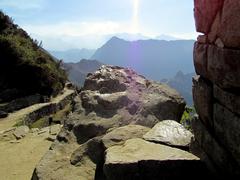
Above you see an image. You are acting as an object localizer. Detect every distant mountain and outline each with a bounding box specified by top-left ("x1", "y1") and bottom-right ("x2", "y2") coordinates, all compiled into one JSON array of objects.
[
  {"x1": 92, "y1": 37, "x2": 195, "y2": 80},
  {"x1": 50, "y1": 49, "x2": 96, "y2": 62},
  {"x1": 109, "y1": 33, "x2": 150, "y2": 41},
  {"x1": 156, "y1": 34, "x2": 181, "y2": 41},
  {"x1": 63, "y1": 59, "x2": 103, "y2": 87},
  {"x1": 161, "y1": 71, "x2": 195, "y2": 106}
]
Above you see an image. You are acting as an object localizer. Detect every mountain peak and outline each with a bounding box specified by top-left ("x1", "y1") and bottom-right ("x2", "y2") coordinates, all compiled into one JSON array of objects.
[{"x1": 109, "y1": 36, "x2": 124, "y2": 42}]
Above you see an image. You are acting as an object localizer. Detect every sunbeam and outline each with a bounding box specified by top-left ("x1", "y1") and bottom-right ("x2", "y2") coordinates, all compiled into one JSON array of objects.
[{"x1": 132, "y1": 0, "x2": 139, "y2": 33}]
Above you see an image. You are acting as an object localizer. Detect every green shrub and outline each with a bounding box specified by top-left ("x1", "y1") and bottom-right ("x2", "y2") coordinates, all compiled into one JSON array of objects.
[{"x1": 180, "y1": 106, "x2": 196, "y2": 130}]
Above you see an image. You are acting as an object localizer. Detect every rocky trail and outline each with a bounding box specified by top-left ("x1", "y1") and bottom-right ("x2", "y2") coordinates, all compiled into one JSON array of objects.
[
  {"x1": 0, "y1": 88, "x2": 75, "y2": 180},
  {"x1": 0, "y1": 88, "x2": 74, "y2": 131}
]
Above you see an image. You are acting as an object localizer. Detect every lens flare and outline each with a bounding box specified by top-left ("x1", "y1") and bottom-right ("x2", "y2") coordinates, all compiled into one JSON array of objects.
[{"x1": 132, "y1": 0, "x2": 139, "y2": 33}]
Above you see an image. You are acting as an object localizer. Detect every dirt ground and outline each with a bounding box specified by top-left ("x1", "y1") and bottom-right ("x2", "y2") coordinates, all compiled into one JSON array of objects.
[
  {"x1": 0, "y1": 89, "x2": 74, "y2": 180},
  {"x1": 0, "y1": 132, "x2": 52, "y2": 180}
]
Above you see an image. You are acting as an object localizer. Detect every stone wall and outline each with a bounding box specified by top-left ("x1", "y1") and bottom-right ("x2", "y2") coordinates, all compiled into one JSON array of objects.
[{"x1": 192, "y1": 0, "x2": 240, "y2": 177}]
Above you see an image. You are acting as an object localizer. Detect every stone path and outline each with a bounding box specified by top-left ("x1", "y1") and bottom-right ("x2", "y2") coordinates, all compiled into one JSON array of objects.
[{"x1": 0, "y1": 88, "x2": 74, "y2": 131}]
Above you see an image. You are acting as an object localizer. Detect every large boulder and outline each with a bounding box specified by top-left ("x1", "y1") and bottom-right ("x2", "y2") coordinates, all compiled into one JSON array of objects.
[
  {"x1": 33, "y1": 66, "x2": 186, "y2": 180},
  {"x1": 143, "y1": 120, "x2": 193, "y2": 148},
  {"x1": 104, "y1": 138, "x2": 205, "y2": 180}
]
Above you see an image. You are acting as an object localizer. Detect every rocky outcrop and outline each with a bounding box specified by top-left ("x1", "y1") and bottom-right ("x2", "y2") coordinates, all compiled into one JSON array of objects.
[
  {"x1": 32, "y1": 66, "x2": 190, "y2": 179},
  {"x1": 193, "y1": 0, "x2": 240, "y2": 177}
]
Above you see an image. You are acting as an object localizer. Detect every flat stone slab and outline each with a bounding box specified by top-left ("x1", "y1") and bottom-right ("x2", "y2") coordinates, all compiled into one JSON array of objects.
[
  {"x1": 143, "y1": 120, "x2": 193, "y2": 148},
  {"x1": 102, "y1": 125, "x2": 150, "y2": 149},
  {"x1": 104, "y1": 138, "x2": 203, "y2": 180}
]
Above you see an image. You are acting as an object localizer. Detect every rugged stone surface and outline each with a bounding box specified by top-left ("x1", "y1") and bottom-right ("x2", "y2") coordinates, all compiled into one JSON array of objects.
[
  {"x1": 194, "y1": 42, "x2": 208, "y2": 77},
  {"x1": 194, "y1": 43, "x2": 240, "y2": 90},
  {"x1": 207, "y1": 45, "x2": 240, "y2": 90},
  {"x1": 192, "y1": 75, "x2": 213, "y2": 129},
  {"x1": 214, "y1": 85, "x2": 240, "y2": 115},
  {"x1": 219, "y1": 0, "x2": 240, "y2": 48},
  {"x1": 33, "y1": 66, "x2": 186, "y2": 180},
  {"x1": 208, "y1": 12, "x2": 221, "y2": 44},
  {"x1": 13, "y1": 126, "x2": 29, "y2": 140},
  {"x1": 194, "y1": 0, "x2": 224, "y2": 33},
  {"x1": 192, "y1": 116, "x2": 240, "y2": 176},
  {"x1": 193, "y1": 0, "x2": 240, "y2": 177},
  {"x1": 143, "y1": 120, "x2": 193, "y2": 148},
  {"x1": 102, "y1": 125, "x2": 150, "y2": 149},
  {"x1": 214, "y1": 103, "x2": 240, "y2": 165},
  {"x1": 104, "y1": 138, "x2": 203, "y2": 180}
]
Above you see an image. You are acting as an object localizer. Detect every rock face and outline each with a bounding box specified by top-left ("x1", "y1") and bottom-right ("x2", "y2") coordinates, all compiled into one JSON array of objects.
[
  {"x1": 193, "y1": 0, "x2": 240, "y2": 177},
  {"x1": 143, "y1": 120, "x2": 193, "y2": 148},
  {"x1": 32, "y1": 66, "x2": 188, "y2": 180},
  {"x1": 104, "y1": 138, "x2": 204, "y2": 180}
]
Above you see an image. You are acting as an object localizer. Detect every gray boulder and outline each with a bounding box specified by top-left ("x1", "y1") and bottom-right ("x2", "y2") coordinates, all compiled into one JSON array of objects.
[{"x1": 143, "y1": 120, "x2": 193, "y2": 148}]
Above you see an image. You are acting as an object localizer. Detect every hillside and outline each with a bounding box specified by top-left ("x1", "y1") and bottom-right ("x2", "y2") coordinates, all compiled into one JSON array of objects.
[
  {"x1": 0, "y1": 11, "x2": 67, "y2": 102},
  {"x1": 92, "y1": 37, "x2": 194, "y2": 80},
  {"x1": 63, "y1": 59, "x2": 103, "y2": 87}
]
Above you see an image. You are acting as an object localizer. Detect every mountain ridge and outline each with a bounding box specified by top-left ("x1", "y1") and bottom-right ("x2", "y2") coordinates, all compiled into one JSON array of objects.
[{"x1": 92, "y1": 37, "x2": 195, "y2": 80}]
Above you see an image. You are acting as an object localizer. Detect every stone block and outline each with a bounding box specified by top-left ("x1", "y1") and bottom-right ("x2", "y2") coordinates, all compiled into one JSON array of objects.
[
  {"x1": 192, "y1": 115, "x2": 240, "y2": 175},
  {"x1": 194, "y1": 0, "x2": 224, "y2": 33},
  {"x1": 219, "y1": 0, "x2": 240, "y2": 48},
  {"x1": 214, "y1": 85, "x2": 240, "y2": 116},
  {"x1": 214, "y1": 103, "x2": 240, "y2": 165},
  {"x1": 192, "y1": 75, "x2": 213, "y2": 129},
  {"x1": 193, "y1": 42, "x2": 208, "y2": 77},
  {"x1": 207, "y1": 45, "x2": 240, "y2": 89}
]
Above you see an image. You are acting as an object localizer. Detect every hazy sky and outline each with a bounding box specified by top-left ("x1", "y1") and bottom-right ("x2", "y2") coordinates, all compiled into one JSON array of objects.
[{"x1": 0, "y1": 0, "x2": 197, "y2": 50}]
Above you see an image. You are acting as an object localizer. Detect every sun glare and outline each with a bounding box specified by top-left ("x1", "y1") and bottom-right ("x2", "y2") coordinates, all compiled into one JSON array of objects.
[{"x1": 132, "y1": 0, "x2": 139, "y2": 33}]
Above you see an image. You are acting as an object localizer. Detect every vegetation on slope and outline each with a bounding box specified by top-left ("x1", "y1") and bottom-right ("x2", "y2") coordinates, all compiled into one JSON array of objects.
[
  {"x1": 181, "y1": 106, "x2": 196, "y2": 130},
  {"x1": 0, "y1": 11, "x2": 67, "y2": 102}
]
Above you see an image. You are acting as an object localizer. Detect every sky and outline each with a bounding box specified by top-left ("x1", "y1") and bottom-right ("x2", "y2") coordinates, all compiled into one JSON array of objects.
[{"x1": 0, "y1": 0, "x2": 197, "y2": 50}]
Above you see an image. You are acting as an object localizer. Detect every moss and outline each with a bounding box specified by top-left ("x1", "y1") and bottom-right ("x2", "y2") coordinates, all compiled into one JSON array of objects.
[
  {"x1": 52, "y1": 103, "x2": 71, "y2": 120},
  {"x1": 30, "y1": 117, "x2": 48, "y2": 129}
]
